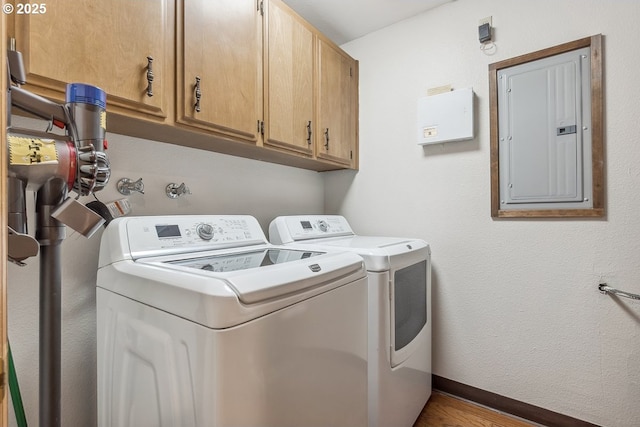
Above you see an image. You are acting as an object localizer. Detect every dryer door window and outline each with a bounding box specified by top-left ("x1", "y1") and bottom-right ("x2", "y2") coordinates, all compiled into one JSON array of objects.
[{"x1": 391, "y1": 260, "x2": 427, "y2": 367}]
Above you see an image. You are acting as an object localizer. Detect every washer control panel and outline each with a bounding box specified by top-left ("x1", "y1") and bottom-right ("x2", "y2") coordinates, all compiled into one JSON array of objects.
[
  {"x1": 269, "y1": 215, "x2": 354, "y2": 243},
  {"x1": 122, "y1": 215, "x2": 268, "y2": 258}
]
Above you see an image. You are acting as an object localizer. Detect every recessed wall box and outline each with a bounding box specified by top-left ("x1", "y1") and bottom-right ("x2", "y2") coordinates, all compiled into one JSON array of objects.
[{"x1": 417, "y1": 87, "x2": 474, "y2": 145}]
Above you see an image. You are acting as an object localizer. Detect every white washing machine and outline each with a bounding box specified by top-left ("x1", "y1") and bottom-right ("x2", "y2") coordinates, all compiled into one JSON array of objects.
[
  {"x1": 96, "y1": 215, "x2": 368, "y2": 427},
  {"x1": 269, "y1": 215, "x2": 432, "y2": 427}
]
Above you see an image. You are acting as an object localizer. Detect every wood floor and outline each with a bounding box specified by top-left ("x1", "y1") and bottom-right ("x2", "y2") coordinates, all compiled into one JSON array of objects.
[{"x1": 413, "y1": 392, "x2": 538, "y2": 427}]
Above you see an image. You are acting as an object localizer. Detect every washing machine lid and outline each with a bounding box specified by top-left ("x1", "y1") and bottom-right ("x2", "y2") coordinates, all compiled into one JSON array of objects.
[
  {"x1": 141, "y1": 246, "x2": 360, "y2": 303},
  {"x1": 99, "y1": 247, "x2": 366, "y2": 328},
  {"x1": 166, "y1": 247, "x2": 323, "y2": 272},
  {"x1": 97, "y1": 215, "x2": 368, "y2": 328}
]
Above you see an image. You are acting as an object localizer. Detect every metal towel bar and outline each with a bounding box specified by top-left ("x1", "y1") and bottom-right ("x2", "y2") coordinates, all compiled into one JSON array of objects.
[{"x1": 598, "y1": 283, "x2": 640, "y2": 301}]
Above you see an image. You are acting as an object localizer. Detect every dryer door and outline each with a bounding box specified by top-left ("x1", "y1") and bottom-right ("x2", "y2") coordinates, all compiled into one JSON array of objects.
[{"x1": 390, "y1": 258, "x2": 428, "y2": 367}]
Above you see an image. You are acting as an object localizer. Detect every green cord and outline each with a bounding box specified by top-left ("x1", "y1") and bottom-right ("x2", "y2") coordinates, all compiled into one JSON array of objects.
[{"x1": 8, "y1": 341, "x2": 28, "y2": 427}]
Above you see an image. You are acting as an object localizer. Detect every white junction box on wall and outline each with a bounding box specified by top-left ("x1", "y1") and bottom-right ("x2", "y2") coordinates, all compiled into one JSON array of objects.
[{"x1": 417, "y1": 87, "x2": 474, "y2": 145}]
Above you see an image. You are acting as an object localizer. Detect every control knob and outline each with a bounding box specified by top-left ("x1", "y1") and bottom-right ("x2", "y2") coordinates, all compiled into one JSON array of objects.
[
  {"x1": 196, "y1": 223, "x2": 215, "y2": 240},
  {"x1": 317, "y1": 220, "x2": 329, "y2": 232}
]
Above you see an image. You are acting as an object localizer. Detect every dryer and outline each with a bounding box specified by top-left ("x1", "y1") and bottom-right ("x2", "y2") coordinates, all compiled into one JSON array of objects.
[
  {"x1": 269, "y1": 215, "x2": 432, "y2": 427},
  {"x1": 96, "y1": 215, "x2": 368, "y2": 427}
]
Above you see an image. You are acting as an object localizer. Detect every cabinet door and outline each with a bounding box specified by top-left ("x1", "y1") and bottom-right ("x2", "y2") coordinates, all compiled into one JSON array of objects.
[
  {"x1": 317, "y1": 39, "x2": 357, "y2": 167},
  {"x1": 264, "y1": 0, "x2": 314, "y2": 156},
  {"x1": 179, "y1": 0, "x2": 262, "y2": 144},
  {"x1": 11, "y1": 0, "x2": 174, "y2": 121}
]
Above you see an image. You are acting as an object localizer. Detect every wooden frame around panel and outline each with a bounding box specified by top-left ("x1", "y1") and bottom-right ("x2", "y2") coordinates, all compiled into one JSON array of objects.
[{"x1": 489, "y1": 34, "x2": 604, "y2": 218}]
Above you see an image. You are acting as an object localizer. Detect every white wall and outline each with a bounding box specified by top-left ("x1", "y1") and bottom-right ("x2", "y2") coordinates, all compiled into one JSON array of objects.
[
  {"x1": 326, "y1": 0, "x2": 640, "y2": 426},
  {"x1": 7, "y1": 117, "x2": 324, "y2": 426}
]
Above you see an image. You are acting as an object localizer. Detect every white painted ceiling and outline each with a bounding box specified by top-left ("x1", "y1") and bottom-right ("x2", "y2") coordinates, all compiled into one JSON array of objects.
[{"x1": 282, "y1": 0, "x2": 452, "y2": 45}]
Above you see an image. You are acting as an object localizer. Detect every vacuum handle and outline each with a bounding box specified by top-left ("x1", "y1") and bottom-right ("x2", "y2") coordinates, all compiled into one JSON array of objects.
[{"x1": 10, "y1": 86, "x2": 68, "y2": 128}]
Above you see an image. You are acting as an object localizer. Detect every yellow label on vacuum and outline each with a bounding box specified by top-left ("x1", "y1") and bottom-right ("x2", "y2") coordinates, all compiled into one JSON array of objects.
[
  {"x1": 101, "y1": 110, "x2": 107, "y2": 130},
  {"x1": 8, "y1": 136, "x2": 59, "y2": 165}
]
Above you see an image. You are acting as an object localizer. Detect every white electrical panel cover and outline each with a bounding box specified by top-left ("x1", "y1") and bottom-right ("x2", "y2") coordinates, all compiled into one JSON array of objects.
[
  {"x1": 497, "y1": 47, "x2": 592, "y2": 210},
  {"x1": 417, "y1": 87, "x2": 474, "y2": 145}
]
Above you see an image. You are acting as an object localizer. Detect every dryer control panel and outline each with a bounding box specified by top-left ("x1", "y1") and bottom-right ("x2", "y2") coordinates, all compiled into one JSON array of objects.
[{"x1": 269, "y1": 215, "x2": 354, "y2": 244}]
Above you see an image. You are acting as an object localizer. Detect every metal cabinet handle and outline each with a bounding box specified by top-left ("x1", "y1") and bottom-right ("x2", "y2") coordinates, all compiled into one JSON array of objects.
[
  {"x1": 306, "y1": 121, "x2": 312, "y2": 145},
  {"x1": 324, "y1": 128, "x2": 330, "y2": 149},
  {"x1": 146, "y1": 56, "x2": 154, "y2": 97},
  {"x1": 194, "y1": 76, "x2": 202, "y2": 112}
]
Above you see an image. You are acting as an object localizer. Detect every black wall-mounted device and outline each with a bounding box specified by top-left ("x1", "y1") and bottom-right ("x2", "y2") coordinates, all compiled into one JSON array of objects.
[{"x1": 479, "y1": 22, "x2": 492, "y2": 43}]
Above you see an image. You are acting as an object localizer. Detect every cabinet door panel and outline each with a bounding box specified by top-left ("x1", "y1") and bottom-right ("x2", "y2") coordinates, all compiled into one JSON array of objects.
[
  {"x1": 180, "y1": 0, "x2": 262, "y2": 143},
  {"x1": 13, "y1": 0, "x2": 173, "y2": 120},
  {"x1": 317, "y1": 39, "x2": 355, "y2": 166},
  {"x1": 264, "y1": 0, "x2": 314, "y2": 155}
]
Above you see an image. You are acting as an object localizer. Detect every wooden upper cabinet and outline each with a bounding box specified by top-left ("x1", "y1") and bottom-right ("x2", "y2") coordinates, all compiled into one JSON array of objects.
[
  {"x1": 11, "y1": 0, "x2": 174, "y2": 121},
  {"x1": 263, "y1": 0, "x2": 314, "y2": 156},
  {"x1": 178, "y1": 0, "x2": 262, "y2": 144},
  {"x1": 9, "y1": 0, "x2": 358, "y2": 171},
  {"x1": 317, "y1": 38, "x2": 357, "y2": 168}
]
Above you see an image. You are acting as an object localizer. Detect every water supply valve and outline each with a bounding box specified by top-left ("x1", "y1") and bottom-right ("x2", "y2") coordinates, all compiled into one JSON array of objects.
[
  {"x1": 166, "y1": 182, "x2": 191, "y2": 199},
  {"x1": 117, "y1": 177, "x2": 145, "y2": 195}
]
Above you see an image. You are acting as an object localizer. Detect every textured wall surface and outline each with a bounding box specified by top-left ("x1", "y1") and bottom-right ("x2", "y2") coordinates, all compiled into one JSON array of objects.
[
  {"x1": 7, "y1": 117, "x2": 324, "y2": 427},
  {"x1": 327, "y1": 1, "x2": 640, "y2": 426}
]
